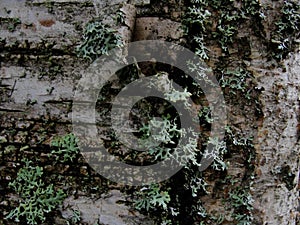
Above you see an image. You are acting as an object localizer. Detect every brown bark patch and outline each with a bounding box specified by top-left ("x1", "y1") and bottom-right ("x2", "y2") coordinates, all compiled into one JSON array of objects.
[{"x1": 39, "y1": 19, "x2": 55, "y2": 27}]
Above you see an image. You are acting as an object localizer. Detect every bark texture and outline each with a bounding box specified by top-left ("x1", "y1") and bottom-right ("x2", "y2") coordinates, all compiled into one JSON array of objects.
[{"x1": 0, "y1": 0, "x2": 299, "y2": 224}]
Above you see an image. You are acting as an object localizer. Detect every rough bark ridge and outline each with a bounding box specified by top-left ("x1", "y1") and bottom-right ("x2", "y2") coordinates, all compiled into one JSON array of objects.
[{"x1": 252, "y1": 53, "x2": 300, "y2": 224}]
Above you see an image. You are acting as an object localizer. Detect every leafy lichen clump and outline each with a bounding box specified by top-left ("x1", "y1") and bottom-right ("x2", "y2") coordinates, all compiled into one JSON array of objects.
[
  {"x1": 50, "y1": 133, "x2": 80, "y2": 163},
  {"x1": 271, "y1": 0, "x2": 300, "y2": 60},
  {"x1": 5, "y1": 160, "x2": 66, "y2": 225},
  {"x1": 76, "y1": 21, "x2": 123, "y2": 61}
]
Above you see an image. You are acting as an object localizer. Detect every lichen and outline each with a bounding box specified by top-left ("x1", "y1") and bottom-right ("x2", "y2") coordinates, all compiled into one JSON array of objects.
[
  {"x1": 76, "y1": 21, "x2": 123, "y2": 61},
  {"x1": 271, "y1": 0, "x2": 300, "y2": 60}
]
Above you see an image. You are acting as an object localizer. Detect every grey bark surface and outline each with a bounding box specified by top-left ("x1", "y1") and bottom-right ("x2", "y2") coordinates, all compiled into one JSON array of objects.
[{"x1": 0, "y1": 0, "x2": 299, "y2": 224}]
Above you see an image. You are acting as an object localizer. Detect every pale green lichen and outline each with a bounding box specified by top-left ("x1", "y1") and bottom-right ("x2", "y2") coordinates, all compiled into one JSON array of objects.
[
  {"x1": 77, "y1": 21, "x2": 123, "y2": 61},
  {"x1": 5, "y1": 160, "x2": 66, "y2": 225}
]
